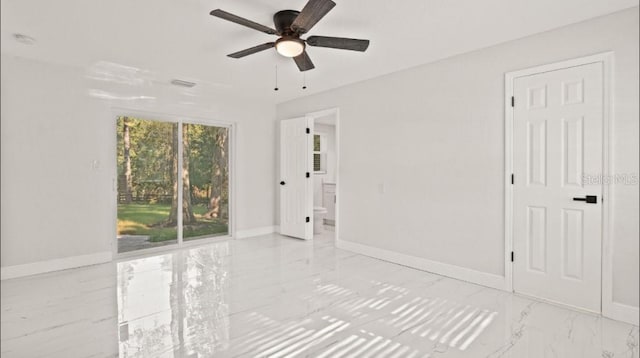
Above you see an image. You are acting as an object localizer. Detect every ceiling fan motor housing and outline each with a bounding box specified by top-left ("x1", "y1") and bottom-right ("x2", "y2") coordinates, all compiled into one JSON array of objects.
[{"x1": 273, "y1": 10, "x2": 301, "y2": 36}]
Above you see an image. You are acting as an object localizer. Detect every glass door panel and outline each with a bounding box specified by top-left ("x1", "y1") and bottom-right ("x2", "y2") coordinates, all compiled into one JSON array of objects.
[
  {"x1": 117, "y1": 116, "x2": 178, "y2": 253},
  {"x1": 182, "y1": 123, "x2": 230, "y2": 241}
]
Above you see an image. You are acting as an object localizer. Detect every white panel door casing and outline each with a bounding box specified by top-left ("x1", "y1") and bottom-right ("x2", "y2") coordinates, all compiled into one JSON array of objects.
[
  {"x1": 280, "y1": 117, "x2": 314, "y2": 240},
  {"x1": 513, "y1": 62, "x2": 603, "y2": 312}
]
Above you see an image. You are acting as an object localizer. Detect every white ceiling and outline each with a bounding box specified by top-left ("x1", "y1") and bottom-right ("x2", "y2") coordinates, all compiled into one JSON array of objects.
[{"x1": 1, "y1": 0, "x2": 637, "y2": 104}]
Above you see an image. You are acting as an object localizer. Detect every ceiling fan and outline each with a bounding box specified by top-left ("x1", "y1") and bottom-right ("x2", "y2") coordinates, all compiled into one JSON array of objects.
[{"x1": 210, "y1": 0, "x2": 370, "y2": 71}]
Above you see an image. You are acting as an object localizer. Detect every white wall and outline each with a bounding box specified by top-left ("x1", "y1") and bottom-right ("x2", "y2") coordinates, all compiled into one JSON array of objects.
[
  {"x1": 277, "y1": 8, "x2": 639, "y2": 310},
  {"x1": 313, "y1": 123, "x2": 336, "y2": 207},
  {"x1": 1, "y1": 55, "x2": 276, "y2": 270}
]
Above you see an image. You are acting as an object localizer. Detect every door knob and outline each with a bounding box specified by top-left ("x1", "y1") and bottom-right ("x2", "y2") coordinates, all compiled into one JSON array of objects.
[
  {"x1": 573, "y1": 195, "x2": 597, "y2": 204},
  {"x1": 280, "y1": 181, "x2": 286, "y2": 186}
]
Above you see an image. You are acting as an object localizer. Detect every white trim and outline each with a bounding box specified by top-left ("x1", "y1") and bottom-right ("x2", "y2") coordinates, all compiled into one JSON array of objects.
[
  {"x1": 515, "y1": 292, "x2": 601, "y2": 316},
  {"x1": 235, "y1": 226, "x2": 278, "y2": 239},
  {"x1": 228, "y1": 122, "x2": 237, "y2": 239},
  {"x1": 504, "y1": 52, "x2": 620, "y2": 319},
  {"x1": 110, "y1": 106, "x2": 236, "y2": 129},
  {"x1": 604, "y1": 301, "x2": 640, "y2": 326},
  {"x1": 599, "y1": 53, "x2": 619, "y2": 325},
  {"x1": 336, "y1": 239, "x2": 507, "y2": 291},
  {"x1": 335, "y1": 110, "x2": 340, "y2": 243},
  {"x1": 177, "y1": 121, "x2": 184, "y2": 245},
  {"x1": 504, "y1": 69, "x2": 514, "y2": 293},
  {"x1": 1, "y1": 251, "x2": 113, "y2": 280},
  {"x1": 116, "y1": 234, "x2": 232, "y2": 260},
  {"x1": 503, "y1": 52, "x2": 613, "y2": 79}
]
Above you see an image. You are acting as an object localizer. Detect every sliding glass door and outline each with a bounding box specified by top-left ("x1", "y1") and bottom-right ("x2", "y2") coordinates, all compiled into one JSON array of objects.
[
  {"x1": 116, "y1": 116, "x2": 230, "y2": 254},
  {"x1": 182, "y1": 123, "x2": 229, "y2": 241}
]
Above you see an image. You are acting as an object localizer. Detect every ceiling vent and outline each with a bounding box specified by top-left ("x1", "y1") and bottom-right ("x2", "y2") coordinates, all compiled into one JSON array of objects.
[
  {"x1": 170, "y1": 79, "x2": 196, "y2": 88},
  {"x1": 14, "y1": 33, "x2": 36, "y2": 45}
]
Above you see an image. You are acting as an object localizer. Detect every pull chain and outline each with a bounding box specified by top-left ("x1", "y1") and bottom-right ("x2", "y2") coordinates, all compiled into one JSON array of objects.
[
  {"x1": 274, "y1": 65, "x2": 279, "y2": 91},
  {"x1": 302, "y1": 72, "x2": 307, "y2": 90}
]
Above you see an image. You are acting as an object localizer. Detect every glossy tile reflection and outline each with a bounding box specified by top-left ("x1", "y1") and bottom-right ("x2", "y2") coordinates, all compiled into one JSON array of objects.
[
  {"x1": 117, "y1": 243, "x2": 230, "y2": 357},
  {"x1": 1, "y1": 262, "x2": 118, "y2": 357},
  {"x1": 2, "y1": 233, "x2": 638, "y2": 357}
]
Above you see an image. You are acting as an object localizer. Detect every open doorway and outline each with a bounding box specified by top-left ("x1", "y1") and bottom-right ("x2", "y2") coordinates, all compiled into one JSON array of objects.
[
  {"x1": 310, "y1": 109, "x2": 339, "y2": 242},
  {"x1": 279, "y1": 108, "x2": 339, "y2": 242}
]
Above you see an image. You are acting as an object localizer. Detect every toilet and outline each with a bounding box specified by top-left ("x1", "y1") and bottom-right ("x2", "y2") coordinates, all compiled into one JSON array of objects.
[{"x1": 313, "y1": 207, "x2": 328, "y2": 234}]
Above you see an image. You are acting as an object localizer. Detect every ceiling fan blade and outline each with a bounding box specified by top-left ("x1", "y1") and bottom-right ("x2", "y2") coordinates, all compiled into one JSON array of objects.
[
  {"x1": 210, "y1": 9, "x2": 277, "y2": 35},
  {"x1": 291, "y1": 0, "x2": 336, "y2": 34},
  {"x1": 293, "y1": 51, "x2": 315, "y2": 71},
  {"x1": 306, "y1": 36, "x2": 370, "y2": 52},
  {"x1": 227, "y1": 42, "x2": 275, "y2": 58}
]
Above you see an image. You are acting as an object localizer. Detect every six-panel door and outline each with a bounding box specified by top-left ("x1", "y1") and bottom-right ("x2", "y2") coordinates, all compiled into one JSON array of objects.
[{"x1": 513, "y1": 62, "x2": 604, "y2": 312}]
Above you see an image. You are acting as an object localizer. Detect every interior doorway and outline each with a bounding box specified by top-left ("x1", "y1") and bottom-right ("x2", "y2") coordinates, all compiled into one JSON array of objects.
[
  {"x1": 505, "y1": 54, "x2": 612, "y2": 313},
  {"x1": 311, "y1": 111, "x2": 338, "y2": 242},
  {"x1": 279, "y1": 108, "x2": 340, "y2": 242}
]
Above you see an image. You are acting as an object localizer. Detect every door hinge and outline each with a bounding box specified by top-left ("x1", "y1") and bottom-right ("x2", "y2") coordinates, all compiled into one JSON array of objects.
[
  {"x1": 511, "y1": 174, "x2": 514, "y2": 185},
  {"x1": 511, "y1": 251, "x2": 515, "y2": 262},
  {"x1": 306, "y1": 127, "x2": 310, "y2": 134},
  {"x1": 306, "y1": 172, "x2": 310, "y2": 178},
  {"x1": 306, "y1": 216, "x2": 310, "y2": 223},
  {"x1": 511, "y1": 96, "x2": 515, "y2": 107}
]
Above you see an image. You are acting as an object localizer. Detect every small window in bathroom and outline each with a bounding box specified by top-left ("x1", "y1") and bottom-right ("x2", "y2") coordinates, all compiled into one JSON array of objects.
[{"x1": 313, "y1": 134, "x2": 327, "y2": 174}]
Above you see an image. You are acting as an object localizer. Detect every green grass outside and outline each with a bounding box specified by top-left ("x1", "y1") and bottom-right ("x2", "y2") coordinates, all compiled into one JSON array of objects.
[{"x1": 118, "y1": 203, "x2": 228, "y2": 242}]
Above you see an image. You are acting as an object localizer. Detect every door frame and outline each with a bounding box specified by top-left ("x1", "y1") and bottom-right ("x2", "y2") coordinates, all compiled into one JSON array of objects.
[
  {"x1": 111, "y1": 107, "x2": 236, "y2": 259},
  {"x1": 504, "y1": 52, "x2": 614, "y2": 314},
  {"x1": 305, "y1": 108, "x2": 341, "y2": 242}
]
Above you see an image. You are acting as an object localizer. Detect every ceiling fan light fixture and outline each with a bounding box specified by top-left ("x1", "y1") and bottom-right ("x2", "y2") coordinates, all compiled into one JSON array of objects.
[{"x1": 275, "y1": 38, "x2": 304, "y2": 58}]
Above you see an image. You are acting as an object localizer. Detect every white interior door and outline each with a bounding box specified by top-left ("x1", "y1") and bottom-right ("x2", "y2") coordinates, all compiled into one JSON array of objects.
[
  {"x1": 280, "y1": 117, "x2": 313, "y2": 240},
  {"x1": 512, "y1": 62, "x2": 603, "y2": 312}
]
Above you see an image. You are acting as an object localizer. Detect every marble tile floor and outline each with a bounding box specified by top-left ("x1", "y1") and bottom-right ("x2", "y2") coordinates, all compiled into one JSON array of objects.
[{"x1": 1, "y1": 233, "x2": 638, "y2": 358}]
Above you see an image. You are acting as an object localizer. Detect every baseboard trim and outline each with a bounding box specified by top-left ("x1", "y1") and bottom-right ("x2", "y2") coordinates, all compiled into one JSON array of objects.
[
  {"x1": 604, "y1": 301, "x2": 640, "y2": 326},
  {"x1": 1, "y1": 251, "x2": 113, "y2": 281},
  {"x1": 336, "y1": 239, "x2": 507, "y2": 291},
  {"x1": 235, "y1": 225, "x2": 278, "y2": 239}
]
